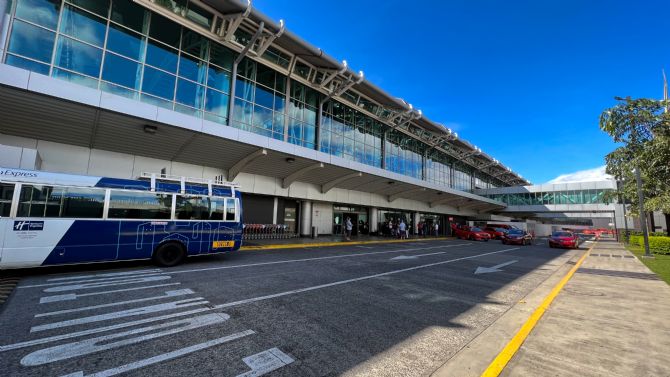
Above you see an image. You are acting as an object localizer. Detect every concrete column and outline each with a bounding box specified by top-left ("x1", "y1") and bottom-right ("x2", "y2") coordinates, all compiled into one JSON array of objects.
[
  {"x1": 413, "y1": 212, "x2": 421, "y2": 235},
  {"x1": 300, "y1": 200, "x2": 312, "y2": 236},
  {"x1": 272, "y1": 197, "x2": 278, "y2": 224},
  {"x1": 370, "y1": 207, "x2": 378, "y2": 234}
]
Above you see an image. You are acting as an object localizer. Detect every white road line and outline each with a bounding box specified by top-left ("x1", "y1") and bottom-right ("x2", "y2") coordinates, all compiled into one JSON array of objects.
[
  {"x1": 390, "y1": 250, "x2": 456, "y2": 261},
  {"x1": 47, "y1": 269, "x2": 162, "y2": 282},
  {"x1": 21, "y1": 273, "x2": 166, "y2": 289},
  {"x1": 40, "y1": 283, "x2": 182, "y2": 304},
  {"x1": 170, "y1": 243, "x2": 472, "y2": 275},
  {"x1": 35, "y1": 290, "x2": 195, "y2": 317},
  {"x1": 58, "y1": 330, "x2": 255, "y2": 377},
  {"x1": 30, "y1": 298, "x2": 207, "y2": 333},
  {"x1": 0, "y1": 307, "x2": 213, "y2": 352},
  {"x1": 213, "y1": 247, "x2": 520, "y2": 310},
  {"x1": 42, "y1": 276, "x2": 171, "y2": 293},
  {"x1": 22, "y1": 313, "x2": 231, "y2": 366},
  {"x1": 236, "y1": 347, "x2": 294, "y2": 377}
]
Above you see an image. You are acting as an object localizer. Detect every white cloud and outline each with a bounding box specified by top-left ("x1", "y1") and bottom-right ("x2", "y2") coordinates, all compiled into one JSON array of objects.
[{"x1": 546, "y1": 165, "x2": 613, "y2": 184}]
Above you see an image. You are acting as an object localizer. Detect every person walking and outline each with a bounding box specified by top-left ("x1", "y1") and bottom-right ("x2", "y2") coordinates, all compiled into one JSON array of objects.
[
  {"x1": 345, "y1": 217, "x2": 353, "y2": 241},
  {"x1": 434, "y1": 222, "x2": 439, "y2": 237},
  {"x1": 418, "y1": 221, "x2": 424, "y2": 238},
  {"x1": 399, "y1": 220, "x2": 407, "y2": 240}
]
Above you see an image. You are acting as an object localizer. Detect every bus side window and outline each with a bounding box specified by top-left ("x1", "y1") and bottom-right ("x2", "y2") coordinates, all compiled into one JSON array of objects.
[
  {"x1": 0, "y1": 183, "x2": 15, "y2": 217},
  {"x1": 210, "y1": 198, "x2": 225, "y2": 220},
  {"x1": 18, "y1": 185, "x2": 105, "y2": 218},
  {"x1": 225, "y1": 198, "x2": 236, "y2": 221}
]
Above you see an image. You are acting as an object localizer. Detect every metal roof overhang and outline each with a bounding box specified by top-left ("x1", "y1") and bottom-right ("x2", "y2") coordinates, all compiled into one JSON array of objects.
[{"x1": 0, "y1": 71, "x2": 505, "y2": 213}]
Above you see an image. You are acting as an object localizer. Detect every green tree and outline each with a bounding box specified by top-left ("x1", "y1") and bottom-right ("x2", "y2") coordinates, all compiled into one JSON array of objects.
[{"x1": 599, "y1": 97, "x2": 670, "y2": 235}]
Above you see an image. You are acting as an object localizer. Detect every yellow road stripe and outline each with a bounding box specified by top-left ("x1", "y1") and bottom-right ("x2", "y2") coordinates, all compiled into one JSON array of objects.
[
  {"x1": 240, "y1": 237, "x2": 452, "y2": 251},
  {"x1": 480, "y1": 240, "x2": 596, "y2": 377}
]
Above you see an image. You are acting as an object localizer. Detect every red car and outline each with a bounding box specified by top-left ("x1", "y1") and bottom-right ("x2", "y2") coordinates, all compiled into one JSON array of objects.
[
  {"x1": 548, "y1": 231, "x2": 580, "y2": 249},
  {"x1": 501, "y1": 229, "x2": 533, "y2": 245},
  {"x1": 483, "y1": 227, "x2": 507, "y2": 240},
  {"x1": 455, "y1": 226, "x2": 491, "y2": 241}
]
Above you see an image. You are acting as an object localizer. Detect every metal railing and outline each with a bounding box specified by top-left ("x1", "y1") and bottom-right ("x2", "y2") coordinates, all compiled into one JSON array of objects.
[{"x1": 242, "y1": 224, "x2": 298, "y2": 240}]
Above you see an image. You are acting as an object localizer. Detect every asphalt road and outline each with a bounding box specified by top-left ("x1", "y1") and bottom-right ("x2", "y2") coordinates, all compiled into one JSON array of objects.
[{"x1": 0, "y1": 238, "x2": 583, "y2": 377}]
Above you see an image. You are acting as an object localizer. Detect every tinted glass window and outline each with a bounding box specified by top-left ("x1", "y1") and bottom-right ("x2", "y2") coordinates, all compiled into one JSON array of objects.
[
  {"x1": 15, "y1": 0, "x2": 61, "y2": 29},
  {"x1": 102, "y1": 53, "x2": 142, "y2": 89},
  {"x1": 5, "y1": 54, "x2": 50, "y2": 75},
  {"x1": 471, "y1": 227, "x2": 482, "y2": 232},
  {"x1": 225, "y1": 198, "x2": 236, "y2": 221},
  {"x1": 8, "y1": 20, "x2": 56, "y2": 63},
  {"x1": 205, "y1": 88, "x2": 228, "y2": 117},
  {"x1": 0, "y1": 184, "x2": 15, "y2": 217},
  {"x1": 18, "y1": 185, "x2": 105, "y2": 218},
  {"x1": 508, "y1": 230, "x2": 524, "y2": 235},
  {"x1": 111, "y1": 0, "x2": 148, "y2": 33},
  {"x1": 146, "y1": 40, "x2": 178, "y2": 71},
  {"x1": 108, "y1": 191, "x2": 172, "y2": 219},
  {"x1": 55, "y1": 36, "x2": 103, "y2": 77},
  {"x1": 60, "y1": 5, "x2": 107, "y2": 47},
  {"x1": 106, "y1": 23, "x2": 145, "y2": 60},
  {"x1": 142, "y1": 66, "x2": 176, "y2": 100},
  {"x1": 149, "y1": 13, "x2": 181, "y2": 48},
  {"x1": 175, "y1": 196, "x2": 209, "y2": 220},
  {"x1": 68, "y1": 0, "x2": 110, "y2": 17}
]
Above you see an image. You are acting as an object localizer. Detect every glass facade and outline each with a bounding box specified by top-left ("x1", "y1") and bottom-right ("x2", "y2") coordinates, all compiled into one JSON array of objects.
[
  {"x1": 484, "y1": 189, "x2": 611, "y2": 205},
  {"x1": 384, "y1": 130, "x2": 423, "y2": 179},
  {"x1": 320, "y1": 100, "x2": 383, "y2": 168},
  {"x1": 232, "y1": 57, "x2": 286, "y2": 139},
  {"x1": 2, "y1": 0, "x2": 512, "y2": 192}
]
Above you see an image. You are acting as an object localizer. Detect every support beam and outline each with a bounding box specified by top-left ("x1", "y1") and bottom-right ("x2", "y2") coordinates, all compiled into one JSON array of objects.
[
  {"x1": 388, "y1": 187, "x2": 426, "y2": 203},
  {"x1": 282, "y1": 163, "x2": 324, "y2": 189},
  {"x1": 227, "y1": 148, "x2": 267, "y2": 181},
  {"x1": 321, "y1": 172, "x2": 362, "y2": 194},
  {"x1": 429, "y1": 195, "x2": 459, "y2": 208}
]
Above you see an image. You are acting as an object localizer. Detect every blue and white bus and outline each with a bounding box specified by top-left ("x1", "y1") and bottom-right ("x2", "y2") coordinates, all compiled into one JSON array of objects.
[{"x1": 0, "y1": 167, "x2": 242, "y2": 269}]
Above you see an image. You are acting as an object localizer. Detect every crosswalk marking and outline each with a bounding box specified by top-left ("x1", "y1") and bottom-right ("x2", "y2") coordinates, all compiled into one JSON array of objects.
[
  {"x1": 30, "y1": 298, "x2": 207, "y2": 333},
  {"x1": 43, "y1": 275, "x2": 171, "y2": 293},
  {"x1": 47, "y1": 270, "x2": 162, "y2": 282},
  {"x1": 39, "y1": 283, "x2": 182, "y2": 304},
  {"x1": 35, "y1": 289, "x2": 195, "y2": 317},
  {"x1": 22, "y1": 313, "x2": 232, "y2": 366}
]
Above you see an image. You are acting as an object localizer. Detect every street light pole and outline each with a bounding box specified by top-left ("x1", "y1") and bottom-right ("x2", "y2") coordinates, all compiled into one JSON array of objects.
[
  {"x1": 617, "y1": 176, "x2": 629, "y2": 243},
  {"x1": 633, "y1": 167, "x2": 652, "y2": 257}
]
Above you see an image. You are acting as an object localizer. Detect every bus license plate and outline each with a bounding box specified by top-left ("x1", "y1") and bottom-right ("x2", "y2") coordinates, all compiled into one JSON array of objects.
[{"x1": 213, "y1": 241, "x2": 235, "y2": 248}]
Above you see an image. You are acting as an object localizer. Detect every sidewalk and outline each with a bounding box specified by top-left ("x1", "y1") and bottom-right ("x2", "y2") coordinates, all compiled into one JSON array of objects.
[
  {"x1": 433, "y1": 237, "x2": 670, "y2": 377},
  {"x1": 241, "y1": 235, "x2": 450, "y2": 249},
  {"x1": 499, "y1": 237, "x2": 670, "y2": 376}
]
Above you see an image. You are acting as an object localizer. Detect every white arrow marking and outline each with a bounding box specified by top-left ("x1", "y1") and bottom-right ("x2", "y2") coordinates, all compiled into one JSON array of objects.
[
  {"x1": 474, "y1": 260, "x2": 518, "y2": 274},
  {"x1": 390, "y1": 251, "x2": 451, "y2": 261},
  {"x1": 236, "y1": 347, "x2": 295, "y2": 377}
]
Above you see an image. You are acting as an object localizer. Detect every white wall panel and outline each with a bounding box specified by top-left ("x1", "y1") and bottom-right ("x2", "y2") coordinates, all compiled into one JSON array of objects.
[
  {"x1": 88, "y1": 149, "x2": 134, "y2": 178},
  {"x1": 37, "y1": 140, "x2": 89, "y2": 174}
]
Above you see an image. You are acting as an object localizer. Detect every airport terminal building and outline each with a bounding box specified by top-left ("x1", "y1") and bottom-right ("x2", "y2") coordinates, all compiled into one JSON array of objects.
[{"x1": 0, "y1": 0, "x2": 531, "y2": 236}]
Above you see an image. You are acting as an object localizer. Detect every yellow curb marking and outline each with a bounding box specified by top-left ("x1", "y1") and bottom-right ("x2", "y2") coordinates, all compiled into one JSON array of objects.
[
  {"x1": 240, "y1": 237, "x2": 452, "y2": 251},
  {"x1": 480, "y1": 241, "x2": 596, "y2": 377}
]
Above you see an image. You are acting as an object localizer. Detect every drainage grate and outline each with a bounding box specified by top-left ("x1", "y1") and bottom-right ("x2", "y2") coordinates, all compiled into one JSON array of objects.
[{"x1": 577, "y1": 268, "x2": 660, "y2": 280}]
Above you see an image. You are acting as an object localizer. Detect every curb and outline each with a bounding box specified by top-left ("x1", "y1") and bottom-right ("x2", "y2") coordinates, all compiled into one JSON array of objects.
[{"x1": 240, "y1": 237, "x2": 453, "y2": 251}]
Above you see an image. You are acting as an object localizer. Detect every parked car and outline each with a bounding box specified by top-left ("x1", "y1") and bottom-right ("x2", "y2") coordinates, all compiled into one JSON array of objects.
[
  {"x1": 548, "y1": 231, "x2": 580, "y2": 249},
  {"x1": 501, "y1": 229, "x2": 533, "y2": 245},
  {"x1": 483, "y1": 227, "x2": 507, "y2": 239},
  {"x1": 455, "y1": 226, "x2": 491, "y2": 241}
]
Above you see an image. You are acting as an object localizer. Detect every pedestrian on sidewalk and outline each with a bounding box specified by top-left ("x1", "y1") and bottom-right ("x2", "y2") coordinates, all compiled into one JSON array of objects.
[
  {"x1": 434, "y1": 222, "x2": 439, "y2": 237},
  {"x1": 399, "y1": 220, "x2": 407, "y2": 239},
  {"x1": 345, "y1": 217, "x2": 353, "y2": 241}
]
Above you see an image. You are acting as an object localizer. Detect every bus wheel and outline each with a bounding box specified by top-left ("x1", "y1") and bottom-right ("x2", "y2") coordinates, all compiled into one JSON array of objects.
[{"x1": 153, "y1": 242, "x2": 186, "y2": 267}]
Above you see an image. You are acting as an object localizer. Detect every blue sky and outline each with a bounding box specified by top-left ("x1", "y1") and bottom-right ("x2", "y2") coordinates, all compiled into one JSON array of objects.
[{"x1": 253, "y1": 0, "x2": 670, "y2": 183}]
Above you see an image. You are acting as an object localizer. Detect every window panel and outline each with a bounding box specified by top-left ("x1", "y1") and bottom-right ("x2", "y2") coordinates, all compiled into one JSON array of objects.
[
  {"x1": 180, "y1": 29, "x2": 208, "y2": 59},
  {"x1": 204, "y1": 88, "x2": 229, "y2": 117},
  {"x1": 207, "y1": 65, "x2": 230, "y2": 93},
  {"x1": 5, "y1": 54, "x2": 50, "y2": 75},
  {"x1": 225, "y1": 198, "x2": 236, "y2": 221},
  {"x1": 55, "y1": 36, "x2": 103, "y2": 77},
  {"x1": 209, "y1": 42, "x2": 234, "y2": 70},
  {"x1": 254, "y1": 85, "x2": 274, "y2": 109},
  {"x1": 18, "y1": 185, "x2": 105, "y2": 218},
  {"x1": 67, "y1": 0, "x2": 110, "y2": 17},
  {"x1": 146, "y1": 40, "x2": 178, "y2": 71},
  {"x1": 8, "y1": 20, "x2": 56, "y2": 63},
  {"x1": 15, "y1": 0, "x2": 61, "y2": 29},
  {"x1": 0, "y1": 184, "x2": 15, "y2": 217},
  {"x1": 175, "y1": 196, "x2": 210, "y2": 220},
  {"x1": 106, "y1": 23, "x2": 145, "y2": 61},
  {"x1": 148, "y1": 13, "x2": 181, "y2": 48},
  {"x1": 178, "y1": 54, "x2": 207, "y2": 84},
  {"x1": 111, "y1": 0, "x2": 148, "y2": 33},
  {"x1": 102, "y1": 52, "x2": 142, "y2": 89},
  {"x1": 142, "y1": 66, "x2": 176, "y2": 100},
  {"x1": 185, "y1": 2, "x2": 213, "y2": 29},
  {"x1": 60, "y1": 5, "x2": 107, "y2": 47},
  {"x1": 53, "y1": 68, "x2": 99, "y2": 89},
  {"x1": 175, "y1": 78, "x2": 204, "y2": 109},
  {"x1": 100, "y1": 81, "x2": 138, "y2": 99},
  {"x1": 108, "y1": 191, "x2": 172, "y2": 219}
]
